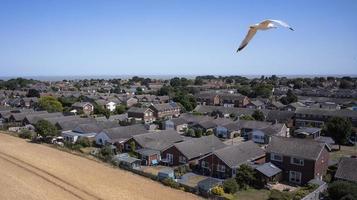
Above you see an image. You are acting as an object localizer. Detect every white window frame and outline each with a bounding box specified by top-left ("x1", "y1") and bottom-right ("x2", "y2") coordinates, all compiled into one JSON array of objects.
[
  {"x1": 270, "y1": 153, "x2": 283, "y2": 162},
  {"x1": 166, "y1": 153, "x2": 173, "y2": 164},
  {"x1": 289, "y1": 171, "x2": 302, "y2": 184},
  {"x1": 290, "y1": 157, "x2": 304, "y2": 166},
  {"x1": 201, "y1": 161, "x2": 209, "y2": 169},
  {"x1": 179, "y1": 155, "x2": 187, "y2": 164},
  {"x1": 217, "y1": 164, "x2": 226, "y2": 173}
]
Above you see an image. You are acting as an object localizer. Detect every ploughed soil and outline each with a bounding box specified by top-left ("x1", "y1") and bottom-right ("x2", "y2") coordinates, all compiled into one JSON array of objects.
[{"x1": 0, "y1": 133, "x2": 200, "y2": 200}]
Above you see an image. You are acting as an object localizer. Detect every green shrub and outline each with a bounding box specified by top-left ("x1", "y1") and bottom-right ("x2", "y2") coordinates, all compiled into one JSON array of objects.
[
  {"x1": 19, "y1": 130, "x2": 35, "y2": 139},
  {"x1": 161, "y1": 178, "x2": 180, "y2": 189},
  {"x1": 328, "y1": 181, "x2": 357, "y2": 200},
  {"x1": 76, "y1": 137, "x2": 91, "y2": 148},
  {"x1": 223, "y1": 178, "x2": 238, "y2": 194}
]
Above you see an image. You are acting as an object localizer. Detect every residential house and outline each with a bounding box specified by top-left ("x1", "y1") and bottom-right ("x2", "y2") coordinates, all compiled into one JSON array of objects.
[
  {"x1": 23, "y1": 112, "x2": 64, "y2": 125},
  {"x1": 72, "y1": 102, "x2": 94, "y2": 115},
  {"x1": 266, "y1": 101, "x2": 285, "y2": 110},
  {"x1": 149, "y1": 102, "x2": 181, "y2": 119},
  {"x1": 198, "y1": 141, "x2": 265, "y2": 179},
  {"x1": 266, "y1": 137, "x2": 329, "y2": 185},
  {"x1": 95, "y1": 124, "x2": 148, "y2": 151},
  {"x1": 335, "y1": 157, "x2": 357, "y2": 183},
  {"x1": 219, "y1": 93, "x2": 250, "y2": 107},
  {"x1": 249, "y1": 123, "x2": 289, "y2": 144},
  {"x1": 245, "y1": 100, "x2": 265, "y2": 109},
  {"x1": 195, "y1": 92, "x2": 220, "y2": 106},
  {"x1": 20, "y1": 97, "x2": 38, "y2": 108},
  {"x1": 124, "y1": 130, "x2": 183, "y2": 165},
  {"x1": 294, "y1": 127, "x2": 321, "y2": 139},
  {"x1": 161, "y1": 135, "x2": 226, "y2": 166},
  {"x1": 164, "y1": 117, "x2": 189, "y2": 132},
  {"x1": 283, "y1": 102, "x2": 306, "y2": 112},
  {"x1": 127, "y1": 107, "x2": 155, "y2": 123},
  {"x1": 295, "y1": 107, "x2": 357, "y2": 128}
]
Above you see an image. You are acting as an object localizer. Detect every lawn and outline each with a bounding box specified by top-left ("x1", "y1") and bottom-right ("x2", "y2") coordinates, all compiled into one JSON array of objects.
[
  {"x1": 330, "y1": 145, "x2": 357, "y2": 162},
  {"x1": 225, "y1": 189, "x2": 270, "y2": 200}
]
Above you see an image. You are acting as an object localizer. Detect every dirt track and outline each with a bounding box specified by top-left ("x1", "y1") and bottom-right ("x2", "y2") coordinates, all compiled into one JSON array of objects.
[{"x1": 0, "y1": 133, "x2": 200, "y2": 200}]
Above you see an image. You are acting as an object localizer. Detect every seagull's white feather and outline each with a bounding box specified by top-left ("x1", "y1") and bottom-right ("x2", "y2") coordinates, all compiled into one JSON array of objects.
[
  {"x1": 237, "y1": 19, "x2": 294, "y2": 52},
  {"x1": 237, "y1": 27, "x2": 257, "y2": 52},
  {"x1": 267, "y1": 19, "x2": 292, "y2": 29}
]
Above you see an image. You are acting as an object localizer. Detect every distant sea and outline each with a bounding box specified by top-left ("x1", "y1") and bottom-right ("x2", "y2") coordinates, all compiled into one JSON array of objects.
[{"x1": 0, "y1": 74, "x2": 356, "y2": 81}]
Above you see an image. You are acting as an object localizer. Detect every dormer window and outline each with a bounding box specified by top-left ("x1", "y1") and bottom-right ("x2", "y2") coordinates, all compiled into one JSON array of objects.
[
  {"x1": 270, "y1": 153, "x2": 283, "y2": 162},
  {"x1": 291, "y1": 157, "x2": 304, "y2": 166}
]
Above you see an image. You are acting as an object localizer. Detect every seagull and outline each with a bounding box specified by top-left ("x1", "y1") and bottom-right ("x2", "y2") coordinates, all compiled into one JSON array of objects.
[{"x1": 237, "y1": 19, "x2": 294, "y2": 52}]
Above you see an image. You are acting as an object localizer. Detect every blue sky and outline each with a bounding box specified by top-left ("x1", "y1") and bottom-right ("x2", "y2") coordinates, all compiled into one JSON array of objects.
[{"x1": 0, "y1": 0, "x2": 357, "y2": 77}]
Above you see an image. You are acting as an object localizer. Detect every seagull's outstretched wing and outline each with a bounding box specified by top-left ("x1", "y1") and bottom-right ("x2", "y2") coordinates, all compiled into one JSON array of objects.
[
  {"x1": 267, "y1": 19, "x2": 294, "y2": 31},
  {"x1": 237, "y1": 27, "x2": 257, "y2": 52}
]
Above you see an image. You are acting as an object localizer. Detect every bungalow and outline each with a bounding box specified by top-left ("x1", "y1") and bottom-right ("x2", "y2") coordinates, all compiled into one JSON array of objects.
[
  {"x1": 198, "y1": 141, "x2": 265, "y2": 179},
  {"x1": 95, "y1": 124, "x2": 148, "y2": 151},
  {"x1": 294, "y1": 127, "x2": 321, "y2": 139},
  {"x1": 335, "y1": 157, "x2": 357, "y2": 183},
  {"x1": 23, "y1": 112, "x2": 64, "y2": 125},
  {"x1": 161, "y1": 135, "x2": 226, "y2": 166},
  {"x1": 124, "y1": 130, "x2": 183, "y2": 165},
  {"x1": 163, "y1": 117, "x2": 188, "y2": 132},
  {"x1": 245, "y1": 100, "x2": 265, "y2": 109},
  {"x1": 249, "y1": 123, "x2": 289, "y2": 144},
  {"x1": 266, "y1": 137, "x2": 329, "y2": 185},
  {"x1": 266, "y1": 101, "x2": 285, "y2": 110}
]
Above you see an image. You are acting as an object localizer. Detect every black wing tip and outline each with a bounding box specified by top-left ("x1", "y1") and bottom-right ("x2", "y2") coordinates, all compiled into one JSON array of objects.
[
  {"x1": 289, "y1": 27, "x2": 295, "y2": 31},
  {"x1": 237, "y1": 44, "x2": 247, "y2": 52}
]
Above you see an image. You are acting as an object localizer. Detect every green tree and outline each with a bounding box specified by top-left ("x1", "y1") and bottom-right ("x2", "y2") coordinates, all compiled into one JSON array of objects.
[
  {"x1": 223, "y1": 178, "x2": 238, "y2": 194},
  {"x1": 325, "y1": 117, "x2": 352, "y2": 150},
  {"x1": 328, "y1": 181, "x2": 357, "y2": 200},
  {"x1": 98, "y1": 145, "x2": 114, "y2": 162},
  {"x1": 136, "y1": 87, "x2": 143, "y2": 95},
  {"x1": 195, "y1": 128, "x2": 203, "y2": 138},
  {"x1": 252, "y1": 84, "x2": 273, "y2": 98},
  {"x1": 240, "y1": 115, "x2": 255, "y2": 121},
  {"x1": 186, "y1": 128, "x2": 195, "y2": 137},
  {"x1": 114, "y1": 104, "x2": 127, "y2": 114},
  {"x1": 235, "y1": 164, "x2": 257, "y2": 190},
  {"x1": 94, "y1": 104, "x2": 110, "y2": 119},
  {"x1": 38, "y1": 96, "x2": 63, "y2": 112},
  {"x1": 35, "y1": 120, "x2": 59, "y2": 137},
  {"x1": 252, "y1": 110, "x2": 265, "y2": 121},
  {"x1": 280, "y1": 89, "x2": 298, "y2": 105}
]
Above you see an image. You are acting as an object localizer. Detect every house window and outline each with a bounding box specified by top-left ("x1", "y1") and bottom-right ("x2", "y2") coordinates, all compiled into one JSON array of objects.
[
  {"x1": 217, "y1": 164, "x2": 226, "y2": 172},
  {"x1": 179, "y1": 156, "x2": 187, "y2": 164},
  {"x1": 201, "y1": 161, "x2": 209, "y2": 169},
  {"x1": 290, "y1": 157, "x2": 304, "y2": 166},
  {"x1": 270, "y1": 153, "x2": 283, "y2": 162},
  {"x1": 125, "y1": 143, "x2": 131, "y2": 150},
  {"x1": 289, "y1": 171, "x2": 302, "y2": 184}
]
